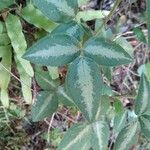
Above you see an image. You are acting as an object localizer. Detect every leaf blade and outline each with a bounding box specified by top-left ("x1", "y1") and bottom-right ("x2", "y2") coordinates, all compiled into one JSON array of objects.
[
  {"x1": 21, "y1": 4, "x2": 58, "y2": 32},
  {"x1": 66, "y1": 57, "x2": 103, "y2": 122},
  {"x1": 33, "y1": 0, "x2": 78, "y2": 23},
  {"x1": 134, "y1": 74, "x2": 150, "y2": 116},
  {"x1": 23, "y1": 34, "x2": 80, "y2": 66},
  {"x1": 32, "y1": 91, "x2": 58, "y2": 122},
  {"x1": 84, "y1": 37, "x2": 132, "y2": 66},
  {"x1": 114, "y1": 120, "x2": 140, "y2": 150}
]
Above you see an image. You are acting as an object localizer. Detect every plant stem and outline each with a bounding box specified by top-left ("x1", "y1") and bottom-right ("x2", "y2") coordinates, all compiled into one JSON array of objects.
[{"x1": 94, "y1": 0, "x2": 122, "y2": 36}]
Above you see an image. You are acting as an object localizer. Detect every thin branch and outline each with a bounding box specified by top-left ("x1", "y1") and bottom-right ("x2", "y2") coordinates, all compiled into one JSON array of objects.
[{"x1": 94, "y1": 0, "x2": 122, "y2": 36}]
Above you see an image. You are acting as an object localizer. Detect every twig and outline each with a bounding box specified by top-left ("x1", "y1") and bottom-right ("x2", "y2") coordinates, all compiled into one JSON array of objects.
[{"x1": 94, "y1": 0, "x2": 122, "y2": 36}]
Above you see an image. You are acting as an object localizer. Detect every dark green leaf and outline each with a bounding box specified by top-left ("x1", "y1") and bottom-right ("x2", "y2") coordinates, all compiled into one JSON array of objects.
[
  {"x1": 114, "y1": 120, "x2": 140, "y2": 150},
  {"x1": 58, "y1": 120, "x2": 109, "y2": 150},
  {"x1": 16, "y1": 58, "x2": 32, "y2": 104},
  {"x1": 139, "y1": 115, "x2": 150, "y2": 140},
  {"x1": 56, "y1": 86, "x2": 75, "y2": 106},
  {"x1": 33, "y1": 0, "x2": 78, "y2": 23},
  {"x1": 133, "y1": 27, "x2": 147, "y2": 43},
  {"x1": 51, "y1": 21, "x2": 84, "y2": 41},
  {"x1": 32, "y1": 91, "x2": 58, "y2": 122},
  {"x1": 84, "y1": 37, "x2": 132, "y2": 66},
  {"x1": 66, "y1": 57, "x2": 103, "y2": 122},
  {"x1": 23, "y1": 34, "x2": 80, "y2": 66},
  {"x1": 134, "y1": 74, "x2": 150, "y2": 116},
  {"x1": 35, "y1": 66, "x2": 59, "y2": 90}
]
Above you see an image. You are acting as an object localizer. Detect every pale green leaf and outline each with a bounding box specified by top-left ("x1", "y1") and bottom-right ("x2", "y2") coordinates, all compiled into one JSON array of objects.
[
  {"x1": 114, "y1": 120, "x2": 140, "y2": 150},
  {"x1": 23, "y1": 34, "x2": 80, "y2": 66},
  {"x1": 115, "y1": 36, "x2": 133, "y2": 56},
  {"x1": 0, "y1": 89, "x2": 9, "y2": 108},
  {"x1": 48, "y1": 66, "x2": 59, "y2": 80},
  {"x1": 33, "y1": 0, "x2": 78, "y2": 23},
  {"x1": 78, "y1": 0, "x2": 89, "y2": 7},
  {"x1": 0, "y1": 46, "x2": 12, "y2": 107},
  {"x1": 32, "y1": 91, "x2": 58, "y2": 122},
  {"x1": 21, "y1": 4, "x2": 58, "y2": 32},
  {"x1": 76, "y1": 10, "x2": 109, "y2": 22},
  {"x1": 5, "y1": 14, "x2": 34, "y2": 77},
  {"x1": 84, "y1": 37, "x2": 132, "y2": 66},
  {"x1": 66, "y1": 57, "x2": 103, "y2": 122},
  {"x1": 16, "y1": 58, "x2": 32, "y2": 104},
  {"x1": 134, "y1": 74, "x2": 150, "y2": 116}
]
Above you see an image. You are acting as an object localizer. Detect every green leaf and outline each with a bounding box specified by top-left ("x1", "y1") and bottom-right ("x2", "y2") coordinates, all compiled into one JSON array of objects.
[
  {"x1": 84, "y1": 37, "x2": 132, "y2": 66},
  {"x1": 56, "y1": 86, "x2": 75, "y2": 106},
  {"x1": 33, "y1": 0, "x2": 78, "y2": 23},
  {"x1": 32, "y1": 91, "x2": 58, "y2": 122},
  {"x1": 137, "y1": 62, "x2": 150, "y2": 81},
  {"x1": 21, "y1": 4, "x2": 58, "y2": 32},
  {"x1": 91, "y1": 120, "x2": 110, "y2": 150},
  {"x1": 5, "y1": 14, "x2": 34, "y2": 77},
  {"x1": 66, "y1": 57, "x2": 103, "y2": 122},
  {"x1": 23, "y1": 34, "x2": 80, "y2": 66},
  {"x1": 114, "y1": 99, "x2": 124, "y2": 114},
  {"x1": 76, "y1": 10, "x2": 109, "y2": 22},
  {"x1": 0, "y1": 46, "x2": 12, "y2": 107},
  {"x1": 133, "y1": 27, "x2": 147, "y2": 43},
  {"x1": 139, "y1": 115, "x2": 150, "y2": 140},
  {"x1": 102, "y1": 66, "x2": 112, "y2": 81},
  {"x1": 114, "y1": 120, "x2": 140, "y2": 150},
  {"x1": 0, "y1": 0, "x2": 15, "y2": 11},
  {"x1": 58, "y1": 120, "x2": 109, "y2": 150},
  {"x1": 134, "y1": 74, "x2": 150, "y2": 116},
  {"x1": 35, "y1": 66, "x2": 59, "y2": 90},
  {"x1": 95, "y1": 95, "x2": 110, "y2": 120},
  {"x1": 51, "y1": 21, "x2": 84, "y2": 41},
  {"x1": 48, "y1": 66, "x2": 59, "y2": 80},
  {"x1": 0, "y1": 21, "x2": 6, "y2": 33},
  {"x1": 115, "y1": 36, "x2": 133, "y2": 56},
  {"x1": 16, "y1": 58, "x2": 32, "y2": 104},
  {"x1": 113, "y1": 110, "x2": 127, "y2": 134},
  {"x1": 0, "y1": 33, "x2": 10, "y2": 46}
]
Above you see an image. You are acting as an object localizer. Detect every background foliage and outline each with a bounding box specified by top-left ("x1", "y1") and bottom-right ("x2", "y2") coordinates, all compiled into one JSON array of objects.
[{"x1": 0, "y1": 0, "x2": 150, "y2": 149}]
